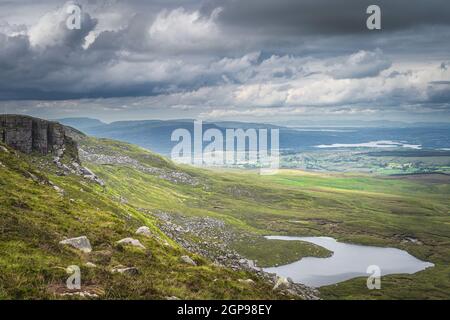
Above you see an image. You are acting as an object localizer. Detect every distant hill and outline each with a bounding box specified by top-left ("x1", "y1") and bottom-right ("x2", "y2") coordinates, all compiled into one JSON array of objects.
[
  {"x1": 272, "y1": 119, "x2": 450, "y2": 128},
  {"x1": 57, "y1": 117, "x2": 106, "y2": 131},
  {"x1": 57, "y1": 118, "x2": 450, "y2": 155}
]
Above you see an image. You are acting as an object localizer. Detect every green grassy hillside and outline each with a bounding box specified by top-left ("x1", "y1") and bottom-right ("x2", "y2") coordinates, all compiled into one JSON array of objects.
[{"x1": 0, "y1": 141, "x2": 286, "y2": 300}]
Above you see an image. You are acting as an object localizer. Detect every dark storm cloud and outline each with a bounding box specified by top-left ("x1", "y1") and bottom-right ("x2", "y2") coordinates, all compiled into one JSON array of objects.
[
  {"x1": 0, "y1": 0, "x2": 449, "y2": 122},
  {"x1": 211, "y1": 0, "x2": 450, "y2": 36}
]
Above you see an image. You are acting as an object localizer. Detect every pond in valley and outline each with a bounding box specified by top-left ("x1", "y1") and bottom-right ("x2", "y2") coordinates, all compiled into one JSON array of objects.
[{"x1": 263, "y1": 236, "x2": 434, "y2": 287}]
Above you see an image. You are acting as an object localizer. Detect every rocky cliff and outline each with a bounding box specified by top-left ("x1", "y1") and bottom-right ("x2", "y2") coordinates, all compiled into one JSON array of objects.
[
  {"x1": 0, "y1": 115, "x2": 106, "y2": 185},
  {"x1": 0, "y1": 115, "x2": 74, "y2": 156}
]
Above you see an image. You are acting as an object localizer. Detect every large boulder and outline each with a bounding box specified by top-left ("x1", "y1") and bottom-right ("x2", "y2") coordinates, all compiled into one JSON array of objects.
[{"x1": 59, "y1": 236, "x2": 92, "y2": 253}]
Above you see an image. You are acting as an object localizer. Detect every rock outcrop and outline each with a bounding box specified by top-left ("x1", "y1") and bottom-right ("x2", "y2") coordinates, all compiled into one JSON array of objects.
[
  {"x1": 59, "y1": 236, "x2": 93, "y2": 253},
  {"x1": 0, "y1": 115, "x2": 105, "y2": 185},
  {"x1": 0, "y1": 114, "x2": 75, "y2": 156}
]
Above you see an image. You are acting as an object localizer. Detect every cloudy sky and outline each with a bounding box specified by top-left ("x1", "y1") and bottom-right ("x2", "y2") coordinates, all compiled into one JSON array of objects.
[{"x1": 0, "y1": 0, "x2": 449, "y2": 123}]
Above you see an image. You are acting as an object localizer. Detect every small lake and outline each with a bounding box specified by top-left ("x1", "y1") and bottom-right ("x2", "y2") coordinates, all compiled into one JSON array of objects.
[{"x1": 263, "y1": 236, "x2": 434, "y2": 288}]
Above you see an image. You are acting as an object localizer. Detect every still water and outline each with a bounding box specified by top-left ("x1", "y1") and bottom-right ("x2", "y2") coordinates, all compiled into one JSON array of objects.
[{"x1": 263, "y1": 236, "x2": 434, "y2": 287}]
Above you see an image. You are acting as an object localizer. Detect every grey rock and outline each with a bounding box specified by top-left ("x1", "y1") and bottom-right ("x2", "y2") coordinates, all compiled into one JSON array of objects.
[
  {"x1": 238, "y1": 279, "x2": 255, "y2": 285},
  {"x1": 136, "y1": 226, "x2": 153, "y2": 237},
  {"x1": 60, "y1": 291, "x2": 99, "y2": 298},
  {"x1": 116, "y1": 237, "x2": 146, "y2": 249},
  {"x1": 60, "y1": 236, "x2": 92, "y2": 253},
  {"x1": 273, "y1": 276, "x2": 290, "y2": 291},
  {"x1": 52, "y1": 185, "x2": 64, "y2": 195},
  {"x1": 111, "y1": 266, "x2": 139, "y2": 276},
  {"x1": 85, "y1": 262, "x2": 97, "y2": 268},
  {"x1": 0, "y1": 115, "x2": 75, "y2": 156},
  {"x1": 180, "y1": 255, "x2": 197, "y2": 266}
]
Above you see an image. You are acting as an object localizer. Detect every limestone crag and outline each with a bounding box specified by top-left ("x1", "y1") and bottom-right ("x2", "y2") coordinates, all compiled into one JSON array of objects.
[
  {"x1": 0, "y1": 114, "x2": 68, "y2": 155},
  {"x1": 1, "y1": 115, "x2": 105, "y2": 186}
]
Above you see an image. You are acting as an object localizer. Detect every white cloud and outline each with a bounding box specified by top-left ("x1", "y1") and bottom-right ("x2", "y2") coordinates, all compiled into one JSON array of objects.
[
  {"x1": 327, "y1": 49, "x2": 392, "y2": 79},
  {"x1": 148, "y1": 7, "x2": 224, "y2": 52},
  {"x1": 28, "y1": 2, "x2": 97, "y2": 49}
]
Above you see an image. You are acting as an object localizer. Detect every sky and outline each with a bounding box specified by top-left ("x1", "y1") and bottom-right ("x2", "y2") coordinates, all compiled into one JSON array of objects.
[{"x1": 0, "y1": 0, "x2": 449, "y2": 123}]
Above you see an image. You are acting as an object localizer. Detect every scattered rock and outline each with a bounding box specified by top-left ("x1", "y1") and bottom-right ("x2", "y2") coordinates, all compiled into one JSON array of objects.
[
  {"x1": 60, "y1": 291, "x2": 99, "y2": 298},
  {"x1": 238, "y1": 258, "x2": 257, "y2": 270},
  {"x1": 116, "y1": 237, "x2": 146, "y2": 249},
  {"x1": 238, "y1": 279, "x2": 255, "y2": 285},
  {"x1": 111, "y1": 265, "x2": 139, "y2": 276},
  {"x1": 165, "y1": 296, "x2": 181, "y2": 300},
  {"x1": 85, "y1": 262, "x2": 97, "y2": 268},
  {"x1": 79, "y1": 148, "x2": 199, "y2": 186},
  {"x1": 136, "y1": 226, "x2": 152, "y2": 237},
  {"x1": 53, "y1": 185, "x2": 64, "y2": 195},
  {"x1": 0, "y1": 145, "x2": 9, "y2": 153},
  {"x1": 154, "y1": 211, "x2": 321, "y2": 300},
  {"x1": 24, "y1": 171, "x2": 39, "y2": 182},
  {"x1": 70, "y1": 162, "x2": 105, "y2": 186},
  {"x1": 273, "y1": 276, "x2": 290, "y2": 291},
  {"x1": 48, "y1": 180, "x2": 64, "y2": 194},
  {"x1": 49, "y1": 284, "x2": 104, "y2": 299},
  {"x1": 401, "y1": 237, "x2": 423, "y2": 245},
  {"x1": 180, "y1": 255, "x2": 197, "y2": 266},
  {"x1": 59, "y1": 236, "x2": 92, "y2": 253}
]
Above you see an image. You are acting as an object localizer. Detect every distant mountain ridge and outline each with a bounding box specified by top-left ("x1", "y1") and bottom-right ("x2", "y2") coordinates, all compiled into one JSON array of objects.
[
  {"x1": 56, "y1": 117, "x2": 106, "y2": 131},
  {"x1": 58, "y1": 117, "x2": 450, "y2": 155}
]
